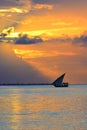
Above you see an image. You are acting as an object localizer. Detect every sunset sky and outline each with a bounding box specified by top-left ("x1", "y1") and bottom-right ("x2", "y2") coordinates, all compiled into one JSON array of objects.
[{"x1": 0, "y1": 0, "x2": 87, "y2": 84}]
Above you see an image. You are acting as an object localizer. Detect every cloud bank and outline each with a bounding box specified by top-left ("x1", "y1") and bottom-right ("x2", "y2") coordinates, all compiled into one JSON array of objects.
[
  {"x1": 15, "y1": 34, "x2": 43, "y2": 44},
  {"x1": 48, "y1": 33, "x2": 87, "y2": 47},
  {"x1": 0, "y1": 0, "x2": 31, "y2": 7},
  {"x1": 15, "y1": 33, "x2": 87, "y2": 46},
  {"x1": 72, "y1": 35, "x2": 87, "y2": 47},
  {"x1": 32, "y1": 0, "x2": 59, "y2": 4}
]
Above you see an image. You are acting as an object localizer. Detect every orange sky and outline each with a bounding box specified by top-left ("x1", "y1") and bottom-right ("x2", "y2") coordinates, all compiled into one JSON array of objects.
[
  {"x1": 0, "y1": 0, "x2": 87, "y2": 38},
  {"x1": 0, "y1": 0, "x2": 87, "y2": 83},
  {"x1": 12, "y1": 41, "x2": 87, "y2": 84}
]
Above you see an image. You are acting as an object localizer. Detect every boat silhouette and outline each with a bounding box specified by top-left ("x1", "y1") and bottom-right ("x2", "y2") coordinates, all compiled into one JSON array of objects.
[{"x1": 52, "y1": 73, "x2": 68, "y2": 87}]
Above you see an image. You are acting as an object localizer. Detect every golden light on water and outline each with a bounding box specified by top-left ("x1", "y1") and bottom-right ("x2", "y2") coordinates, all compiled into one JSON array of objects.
[{"x1": 1, "y1": 85, "x2": 87, "y2": 130}]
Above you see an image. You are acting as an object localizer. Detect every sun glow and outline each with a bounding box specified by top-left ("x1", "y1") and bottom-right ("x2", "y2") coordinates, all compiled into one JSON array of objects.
[
  {"x1": 9, "y1": 32, "x2": 20, "y2": 37},
  {"x1": 14, "y1": 49, "x2": 76, "y2": 59},
  {"x1": 13, "y1": 46, "x2": 76, "y2": 79}
]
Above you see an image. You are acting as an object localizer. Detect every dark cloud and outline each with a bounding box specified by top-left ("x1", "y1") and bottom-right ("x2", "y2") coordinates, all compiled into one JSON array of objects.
[
  {"x1": 32, "y1": 0, "x2": 60, "y2": 4},
  {"x1": 32, "y1": 0, "x2": 87, "y2": 14},
  {"x1": 15, "y1": 34, "x2": 43, "y2": 44},
  {"x1": 72, "y1": 35, "x2": 87, "y2": 47},
  {"x1": 48, "y1": 33, "x2": 87, "y2": 47},
  {"x1": 32, "y1": 0, "x2": 87, "y2": 4},
  {"x1": 0, "y1": 0, "x2": 18, "y2": 7},
  {"x1": 0, "y1": 0, "x2": 30, "y2": 7}
]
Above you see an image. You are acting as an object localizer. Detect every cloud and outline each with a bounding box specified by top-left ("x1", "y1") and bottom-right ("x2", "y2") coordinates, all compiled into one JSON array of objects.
[
  {"x1": 32, "y1": 0, "x2": 60, "y2": 4},
  {"x1": 0, "y1": 0, "x2": 31, "y2": 15},
  {"x1": 0, "y1": 8, "x2": 28, "y2": 14},
  {"x1": 72, "y1": 34, "x2": 87, "y2": 47},
  {"x1": 15, "y1": 34, "x2": 43, "y2": 44},
  {"x1": 0, "y1": 0, "x2": 18, "y2": 7},
  {"x1": 0, "y1": 0, "x2": 31, "y2": 7},
  {"x1": 0, "y1": 26, "x2": 43, "y2": 44},
  {"x1": 14, "y1": 49, "x2": 76, "y2": 59},
  {"x1": 32, "y1": 0, "x2": 87, "y2": 5},
  {"x1": 0, "y1": 1, "x2": 32, "y2": 32},
  {"x1": 33, "y1": 4, "x2": 53, "y2": 10},
  {"x1": 47, "y1": 33, "x2": 87, "y2": 47},
  {"x1": 0, "y1": 26, "x2": 14, "y2": 37}
]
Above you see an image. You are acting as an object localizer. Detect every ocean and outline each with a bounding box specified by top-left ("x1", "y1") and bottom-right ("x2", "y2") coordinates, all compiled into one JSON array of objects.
[{"x1": 0, "y1": 85, "x2": 87, "y2": 130}]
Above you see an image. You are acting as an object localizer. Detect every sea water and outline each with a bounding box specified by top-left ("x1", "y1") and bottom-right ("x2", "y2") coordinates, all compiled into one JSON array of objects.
[{"x1": 0, "y1": 85, "x2": 87, "y2": 130}]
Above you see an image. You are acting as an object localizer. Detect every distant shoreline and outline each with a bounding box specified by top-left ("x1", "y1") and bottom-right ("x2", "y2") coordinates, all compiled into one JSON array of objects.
[
  {"x1": 0, "y1": 83, "x2": 51, "y2": 86},
  {"x1": 0, "y1": 84, "x2": 87, "y2": 86},
  {"x1": 0, "y1": 83, "x2": 87, "y2": 86}
]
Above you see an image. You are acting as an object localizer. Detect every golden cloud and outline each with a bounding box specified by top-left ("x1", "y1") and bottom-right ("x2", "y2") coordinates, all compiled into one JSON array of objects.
[
  {"x1": 34, "y1": 4, "x2": 53, "y2": 10},
  {"x1": 14, "y1": 49, "x2": 76, "y2": 59},
  {"x1": 0, "y1": 8, "x2": 28, "y2": 13}
]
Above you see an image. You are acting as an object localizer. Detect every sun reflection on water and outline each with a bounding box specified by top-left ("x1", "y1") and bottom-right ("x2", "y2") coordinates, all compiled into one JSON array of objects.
[{"x1": 0, "y1": 87, "x2": 87, "y2": 130}]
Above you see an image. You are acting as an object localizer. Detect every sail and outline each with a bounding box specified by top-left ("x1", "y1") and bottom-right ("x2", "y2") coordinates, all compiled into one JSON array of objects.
[{"x1": 52, "y1": 73, "x2": 65, "y2": 87}]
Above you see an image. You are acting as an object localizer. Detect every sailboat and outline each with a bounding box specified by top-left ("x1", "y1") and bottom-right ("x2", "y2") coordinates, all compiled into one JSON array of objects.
[{"x1": 52, "y1": 73, "x2": 68, "y2": 87}]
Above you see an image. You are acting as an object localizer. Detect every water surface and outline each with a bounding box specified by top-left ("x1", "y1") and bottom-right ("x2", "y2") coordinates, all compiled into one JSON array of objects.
[{"x1": 0, "y1": 85, "x2": 87, "y2": 130}]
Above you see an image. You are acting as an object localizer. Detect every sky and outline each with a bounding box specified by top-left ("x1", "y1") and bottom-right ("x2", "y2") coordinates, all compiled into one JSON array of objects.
[{"x1": 0, "y1": 0, "x2": 87, "y2": 84}]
